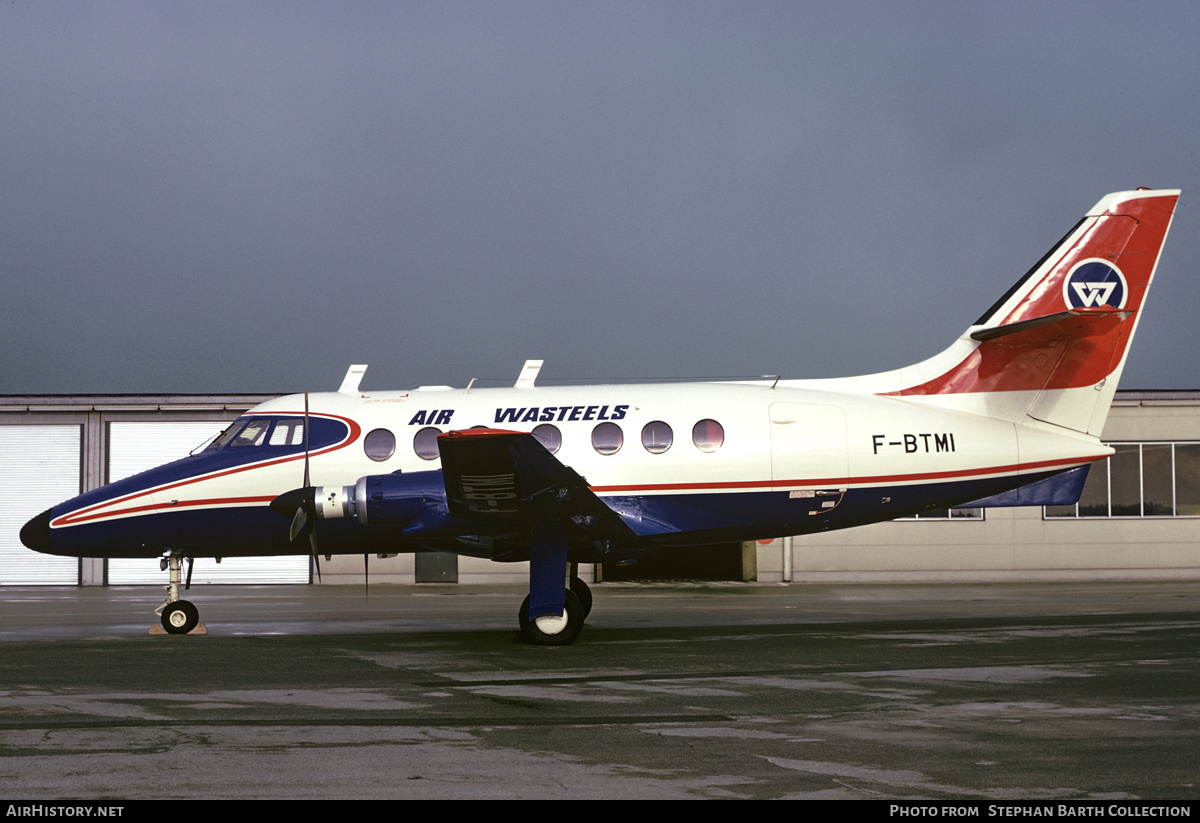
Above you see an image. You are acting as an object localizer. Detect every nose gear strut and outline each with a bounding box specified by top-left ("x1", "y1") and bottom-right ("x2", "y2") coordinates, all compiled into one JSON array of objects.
[{"x1": 154, "y1": 552, "x2": 202, "y2": 634}]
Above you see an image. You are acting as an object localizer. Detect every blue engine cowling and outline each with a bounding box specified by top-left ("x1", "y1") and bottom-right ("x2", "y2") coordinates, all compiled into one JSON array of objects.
[{"x1": 315, "y1": 471, "x2": 450, "y2": 535}]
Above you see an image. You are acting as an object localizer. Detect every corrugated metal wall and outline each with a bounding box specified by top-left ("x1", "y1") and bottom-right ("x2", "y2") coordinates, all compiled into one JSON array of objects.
[{"x1": 0, "y1": 424, "x2": 82, "y2": 584}]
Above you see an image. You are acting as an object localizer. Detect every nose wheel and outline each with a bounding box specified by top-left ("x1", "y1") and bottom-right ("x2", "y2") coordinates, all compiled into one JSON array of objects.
[
  {"x1": 155, "y1": 553, "x2": 203, "y2": 634},
  {"x1": 161, "y1": 599, "x2": 199, "y2": 634}
]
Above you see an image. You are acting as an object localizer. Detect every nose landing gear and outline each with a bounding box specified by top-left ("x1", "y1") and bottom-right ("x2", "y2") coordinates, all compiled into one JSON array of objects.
[
  {"x1": 160, "y1": 599, "x2": 199, "y2": 634},
  {"x1": 154, "y1": 553, "x2": 203, "y2": 634}
]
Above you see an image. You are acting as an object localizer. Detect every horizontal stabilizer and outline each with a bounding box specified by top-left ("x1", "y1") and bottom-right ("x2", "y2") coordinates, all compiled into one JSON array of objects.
[{"x1": 969, "y1": 308, "x2": 1131, "y2": 343}]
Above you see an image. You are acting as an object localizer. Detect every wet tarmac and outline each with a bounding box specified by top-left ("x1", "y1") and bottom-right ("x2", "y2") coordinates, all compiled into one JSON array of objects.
[{"x1": 1, "y1": 581, "x2": 1198, "y2": 799}]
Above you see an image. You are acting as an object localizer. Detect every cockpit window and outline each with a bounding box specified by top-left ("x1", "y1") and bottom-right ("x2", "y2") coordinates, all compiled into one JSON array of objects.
[
  {"x1": 231, "y1": 419, "x2": 271, "y2": 447},
  {"x1": 206, "y1": 415, "x2": 348, "y2": 453},
  {"x1": 210, "y1": 418, "x2": 272, "y2": 449},
  {"x1": 209, "y1": 422, "x2": 241, "y2": 450},
  {"x1": 269, "y1": 419, "x2": 306, "y2": 446}
]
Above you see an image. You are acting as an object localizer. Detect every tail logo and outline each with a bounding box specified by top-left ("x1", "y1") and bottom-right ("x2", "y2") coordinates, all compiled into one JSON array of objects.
[{"x1": 1063, "y1": 258, "x2": 1127, "y2": 309}]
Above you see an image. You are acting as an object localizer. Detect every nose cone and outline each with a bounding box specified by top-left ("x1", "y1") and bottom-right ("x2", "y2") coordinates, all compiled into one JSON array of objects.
[{"x1": 20, "y1": 508, "x2": 53, "y2": 554}]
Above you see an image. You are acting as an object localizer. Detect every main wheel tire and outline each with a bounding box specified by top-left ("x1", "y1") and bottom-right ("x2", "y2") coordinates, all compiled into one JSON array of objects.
[
  {"x1": 518, "y1": 589, "x2": 585, "y2": 646},
  {"x1": 570, "y1": 576, "x2": 593, "y2": 618},
  {"x1": 161, "y1": 600, "x2": 199, "y2": 634}
]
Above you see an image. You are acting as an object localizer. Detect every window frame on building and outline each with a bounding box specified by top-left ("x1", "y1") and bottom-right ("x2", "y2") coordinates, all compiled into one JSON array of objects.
[{"x1": 1044, "y1": 440, "x2": 1200, "y2": 519}]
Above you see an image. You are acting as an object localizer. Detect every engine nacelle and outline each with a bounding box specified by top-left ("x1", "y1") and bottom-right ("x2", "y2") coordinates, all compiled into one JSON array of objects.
[
  {"x1": 313, "y1": 470, "x2": 448, "y2": 533},
  {"x1": 313, "y1": 483, "x2": 359, "y2": 520}
]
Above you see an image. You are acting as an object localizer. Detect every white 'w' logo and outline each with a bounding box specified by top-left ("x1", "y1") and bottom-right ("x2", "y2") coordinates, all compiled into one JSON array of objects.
[{"x1": 1070, "y1": 281, "x2": 1117, "y2": 307}]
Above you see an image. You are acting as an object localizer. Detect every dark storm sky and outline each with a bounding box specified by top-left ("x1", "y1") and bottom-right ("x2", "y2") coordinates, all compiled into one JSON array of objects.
[{"x1": 3, "y1": 1, "x2": 1198, "y2": 395}]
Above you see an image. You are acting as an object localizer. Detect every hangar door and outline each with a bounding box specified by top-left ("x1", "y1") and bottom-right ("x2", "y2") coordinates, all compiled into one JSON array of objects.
[
  {"x1": 106, "y1": 421, "x2": 309, "y2": 585},
  {"x1": 0, "y1": 425, "x2": 82, "y2": 584}
]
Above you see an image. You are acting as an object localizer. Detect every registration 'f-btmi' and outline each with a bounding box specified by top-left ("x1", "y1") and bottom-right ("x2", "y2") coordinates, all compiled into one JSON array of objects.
[{"x1": 21, "y1": 188, "x2": 1180, "y2": 644}]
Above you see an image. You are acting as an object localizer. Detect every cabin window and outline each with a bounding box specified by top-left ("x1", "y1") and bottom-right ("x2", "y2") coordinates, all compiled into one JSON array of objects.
[
  {"x1": 413, "y1": 427, "x2": 441, "y2": 461},
  {"x1": 364, "y1": 428, "x2": 396, "y2": 462},
  {"x1": 532, "y1": 424, "x2": 562, "y2": 454},
  {"x1": 591, "y1": 422, "x2": 623, "y2": 456},
  {"x1": 692, "y1": 419, "x2": 724, "y2": 453},
  {"x1": 641, "y1": 421, "x2": 673, "y2": 454}
]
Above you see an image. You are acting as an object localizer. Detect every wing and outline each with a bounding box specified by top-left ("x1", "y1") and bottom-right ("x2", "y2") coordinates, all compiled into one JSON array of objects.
[
  {"x1": 438, "y1": 428, "x2": 635, "y2": 626},
  {"x1": 437, "y1": 428, "x2": 634, "y2": 539}
]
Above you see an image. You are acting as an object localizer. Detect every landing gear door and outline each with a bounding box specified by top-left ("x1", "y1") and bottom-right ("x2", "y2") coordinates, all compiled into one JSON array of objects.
[{"x1": 769, "y1": 402, "x2": 849, "y2": 510}]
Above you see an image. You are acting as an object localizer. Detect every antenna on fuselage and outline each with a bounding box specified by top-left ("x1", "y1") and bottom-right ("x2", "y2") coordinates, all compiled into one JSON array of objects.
[
  {"x1": 339, "y1": 364, "x2": 367, "y2": 394},
  {"x1": 515, "y1": 359, "x2": 543, "y2": 388}
]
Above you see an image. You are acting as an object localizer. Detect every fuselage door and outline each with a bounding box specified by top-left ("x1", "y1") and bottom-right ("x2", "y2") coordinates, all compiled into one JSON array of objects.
[{"x1": 769, "y1": 402, "x2": 849, "y2": 491}]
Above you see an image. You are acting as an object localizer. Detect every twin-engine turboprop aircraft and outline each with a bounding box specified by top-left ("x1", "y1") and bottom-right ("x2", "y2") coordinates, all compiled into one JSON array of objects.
[{"x1": 21, "y1": 188, "x2": 1180, "y2": 644}]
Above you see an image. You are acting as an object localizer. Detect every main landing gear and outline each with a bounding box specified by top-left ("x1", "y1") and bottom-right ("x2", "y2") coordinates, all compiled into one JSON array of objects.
[
  {"x1": 155, "y1": 553, "x2": 201, "y2": 634},
  {"x1": 518, "y1": 574, "x2": 592, "y2": 646},
  {"x1": 517, "y1": 523, "x2": 596, "y2": 646}
]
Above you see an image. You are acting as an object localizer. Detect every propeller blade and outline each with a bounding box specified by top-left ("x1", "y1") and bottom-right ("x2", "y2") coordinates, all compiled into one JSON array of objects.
[
  {"x1": 303, "y1": 390, "x2": 311, "y2": 488},
  {"x1": 310, "y1": 534, "x2": 322, "y2": 583},
  {"x1": 289, "y1": 505, "x2": 308, "y2": 543},
  {"x1": 273, "y1": 487, "x2": 317, "y2": 542},
  {"x1": 277, "y1": 391, "x2": 320, "y2": 584}
]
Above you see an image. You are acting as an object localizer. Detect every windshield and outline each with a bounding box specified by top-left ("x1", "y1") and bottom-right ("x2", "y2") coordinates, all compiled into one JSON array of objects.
[{"x1": 206, "y1": 415, "x2": 347, "y2": 452}]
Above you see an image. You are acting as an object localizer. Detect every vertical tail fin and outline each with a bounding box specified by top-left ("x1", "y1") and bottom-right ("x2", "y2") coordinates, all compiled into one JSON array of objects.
[{"x1": 888, "y1": 188, "x2": 1179, "y2": 435}]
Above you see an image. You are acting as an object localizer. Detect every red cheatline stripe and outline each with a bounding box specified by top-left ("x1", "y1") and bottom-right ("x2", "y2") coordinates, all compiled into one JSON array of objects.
[
  {"x1": 52, "y1": 496, "x2": 279, "y2": 527},
  {"x1": 590, "y1": 455, "x2": 1098, "y2": 494}
]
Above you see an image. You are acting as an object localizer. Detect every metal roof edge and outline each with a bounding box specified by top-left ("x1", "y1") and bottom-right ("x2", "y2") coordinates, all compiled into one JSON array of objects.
[{"x1": 0, "y1": 394, "x2": 279, "y2": 413}]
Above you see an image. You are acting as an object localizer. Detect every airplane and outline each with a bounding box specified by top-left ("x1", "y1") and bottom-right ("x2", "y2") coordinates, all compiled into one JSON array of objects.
[{"x1": 20, "y1": 188, "x2": 1180, "y2": 645}]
